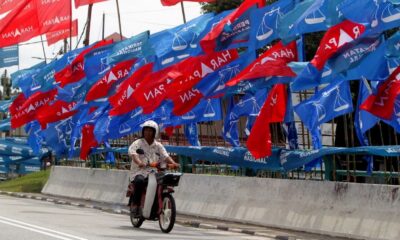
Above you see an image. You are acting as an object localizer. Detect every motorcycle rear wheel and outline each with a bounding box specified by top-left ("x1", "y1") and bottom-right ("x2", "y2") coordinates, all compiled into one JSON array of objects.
[
  {"x1": 159, "y1": 194, "x2": 176, "y2": 233},
  {"x1": 130, "y1": 212, "x2": 144, "y2": 228}
]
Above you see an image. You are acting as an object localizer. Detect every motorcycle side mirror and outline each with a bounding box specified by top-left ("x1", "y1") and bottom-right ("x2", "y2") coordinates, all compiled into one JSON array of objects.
[{"x1": 136, "y1": 149, "x2": 145, "y2": 155}]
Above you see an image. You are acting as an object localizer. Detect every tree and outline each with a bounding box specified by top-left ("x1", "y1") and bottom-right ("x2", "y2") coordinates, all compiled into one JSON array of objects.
[
  {"x1": 200, "y1": 0, "x2": 243, "y2": 14},
  {"x1": 0, "y1": 70, "x2": 11, "y2": 100}
]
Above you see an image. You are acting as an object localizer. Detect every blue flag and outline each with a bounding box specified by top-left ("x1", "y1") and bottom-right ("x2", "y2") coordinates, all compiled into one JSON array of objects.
[
  {"x1": 215, "y1": 6, "x2": 255, "y2": 51},
  {"x1": 42, "y1": 119, "x2": 71, "y2": 156},
  {"x1": 11, "y1": 61, "x2": 46, "y2": 97},
  {"x1": 223, "y1": 90, "x2": 268, "y2": 147},
  {"x1": 107, "y1": 31, "x2": 152, "y2": 65},
  {"x1": 279, "y1": 0, "x2": 343, "y2": 44},
  {"x1": 150, "y1": 13, "x2": 214, "y2": 69},
  {"x1": 339, "y1": 0, "x2": 400, "y2": 34},
  {"x1": 184, "y1": 123, "x2": 200, "y2": 146},
  {"x1": 223, "y1": 97, "x2": 240, "y2": 147},
  {"x1": 283, "y1": 86, "x2": 299, "y2": 149},
  {"x1": 0, "y1": 118, "x2": 10, "y2": 131},
  {"x1": 384, "y1": 97, "x2": 400, "y2": 133},
  {"x1": 31, "y1": 47, "x2": 88, "y2": 95},
  {"x1": 26, "y1": 121, "x2": 44, "y2": 155},
  {"x1": 295, "y1": 79, "x2": 353, "y2": 132},
  {"x1": 84, "y1": 45, "x2": 115, "y2": 86},
  {"x1": 251, "y1": 0, "x2": 295, "y2": 49},
  {"x1": 355, "y1": 78, "x2": 378, "y2": 174},
  {"x1": 329, "y1": 36, "x2": 383, "y2": 74},
  {"x1": 104, "y1": 141, "x2": 115, "y2": 164},
  {"x1": 196, "y1": 51, "x2": 255, "y2": 98},
  {"x1": 0, "y1": 45, "x2": 19, "y2": 68},
  {"x1": 355, "y1": 78, "x2": 379, "y2": 146},
  {"x1": 291, "y1": 36, "x2": 387, "y2": 91},
  {"x1": 386, "y1": 30, "x2": 400, "y2": 58},
  {"x1": 85, "y1": 32, "x2": 150, "y2": 86},
  {"x1": 0, "y1": 99, "x2": 12, "y2": 112},
  {"x1": 168, "y1": 98, "x2": 222, "y2": 126},
  {"x1": 94, "y1": 107, "x2": 160, "y2": 142}
]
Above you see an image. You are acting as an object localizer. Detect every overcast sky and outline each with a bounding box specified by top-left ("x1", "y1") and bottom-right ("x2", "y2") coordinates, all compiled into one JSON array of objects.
[{"x1": 1, "y1": 0, "x2": 203, "y2": 76}]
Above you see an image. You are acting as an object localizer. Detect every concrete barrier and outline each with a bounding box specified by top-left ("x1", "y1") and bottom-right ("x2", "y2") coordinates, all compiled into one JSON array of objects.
[
  {"x1": 43, "y1": 166, "x2": 400, "y2": 240},
  {"x1": 42, "y1": 166, "x2": 130, "y2": 204}
]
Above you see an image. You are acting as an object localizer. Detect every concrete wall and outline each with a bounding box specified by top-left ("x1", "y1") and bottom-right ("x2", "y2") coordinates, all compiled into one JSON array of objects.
[
  {"x1": 43, "y1": 166, "x2": 400, "y2": 240},
  {"x1": 42, "y1": 166, "x2": 130, "y2": 204}
]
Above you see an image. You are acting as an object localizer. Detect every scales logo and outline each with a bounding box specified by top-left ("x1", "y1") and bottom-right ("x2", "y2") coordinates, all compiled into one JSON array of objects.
[{"x1": 1, "y1": 26, "x2": 35, "y2": 39}]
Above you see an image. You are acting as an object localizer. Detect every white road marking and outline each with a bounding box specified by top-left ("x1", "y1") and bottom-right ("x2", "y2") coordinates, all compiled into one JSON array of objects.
[{"x1": 0, "y1": 216, "x2": 88, "y2": 240}]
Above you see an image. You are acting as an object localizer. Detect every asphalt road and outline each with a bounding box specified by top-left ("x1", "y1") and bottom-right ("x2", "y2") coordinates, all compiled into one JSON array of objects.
[{"x1": 0, "y1": 194, "x2": 270, "y2": 240}]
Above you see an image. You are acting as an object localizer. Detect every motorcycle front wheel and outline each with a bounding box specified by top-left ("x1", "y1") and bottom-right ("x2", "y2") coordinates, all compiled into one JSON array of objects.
[
  {"x1": 159, "y1": 194, "x2": 176, "y2": 233},
  {"x1": 130, "y1": 212, "x2": 144, "y2": 228}
]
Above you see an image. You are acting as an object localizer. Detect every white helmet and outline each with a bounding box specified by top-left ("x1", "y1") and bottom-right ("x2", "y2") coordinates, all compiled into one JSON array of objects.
[{"x1": 141, "y1": 120, "x2": 159, "y2": 138}]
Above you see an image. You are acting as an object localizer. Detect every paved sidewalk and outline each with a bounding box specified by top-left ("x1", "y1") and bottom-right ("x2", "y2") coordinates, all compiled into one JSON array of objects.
[{"x1": 0, "y1": 191, "x2": 354, "y2": 240}]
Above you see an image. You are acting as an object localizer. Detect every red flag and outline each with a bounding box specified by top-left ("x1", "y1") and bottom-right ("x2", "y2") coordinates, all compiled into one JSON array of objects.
[
  {"x1": 226, "y1": 41, "x2": 297, "y2": 87},
  {"x1": 9, "y1": 93, "x2": 26, "y2": 115},
  {"x1": 360, "y1": 66, "x2": 400, "y2": 120},
  {"x1": 167, "y1": 49, "x2": 239, "y2": 95},
  {"x1": 36, "y1": 100, "x2": 78, "y2": 129},
  {"x1": 165, "y1": 49, "x2": 238, "y2": 116},
  {"x1": 55, "y1": 40, "x2": 112, "y2": 87},
  {"x1": 164, "y1": 125, "x2": 181, "y2": 136},
  {"x1": 11, "y1": 89, "x2": 57, "y2": 128},
  {"x1": 311, "y1": 20, "x2": 365, "y2": 70},
  {"x1": 0, "y1": 0, "x2": 25, "y2": 14},
  {"x1": 0, "y1": 0, "x2": 32, "y2": 32},
  {"x1": 0, "y1": 1, "x2": 40, "y2": 48},
  {"x1": 160, "y1": 0, "x2": 215, "y2": 6},
  {"x1": 109, "y1": 62, "x2": 154, "y2": 116},
  {"x1": 37, "y1": 0, "x2": 72, "y2": 34},
  {"x1": 170, "y1": 89, "x2": 204, "y2": 116},
  {"x1": 0, "y1": 0, "x2": 72, "y2": 47},
  {"x1": 200, "y1": 0, "x2": 265, "y2": 53},
  {"x1": 85, "y1": 59, "x2": 136, "y2": 102},
  {"x1": 80, "y1": 124, "x2": 98, "y2": 160},
  {"x1": 133, "y1": 67, "x2": 182, "y2": 114},
  {"x1": 46, "y1": 19, "x2": 78, "y2": 46},
  {"x1": 74, "y1": 0, "x2": 107, "y2": 8},
  {"x1": 246, "y1": 84, "x2": 287, "y2": 159}
]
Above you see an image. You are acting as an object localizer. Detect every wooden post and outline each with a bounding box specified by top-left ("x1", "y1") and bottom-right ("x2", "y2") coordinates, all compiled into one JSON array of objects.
[
  {"x1": 115, "y1": 0, "x2": 123, "y2": 41},
  {"x1": 84, "y1": 4, "x2": 93, "y2": 46},
  {"x1": 180, "y1": 2, "x2": 187, "y2": 23}
]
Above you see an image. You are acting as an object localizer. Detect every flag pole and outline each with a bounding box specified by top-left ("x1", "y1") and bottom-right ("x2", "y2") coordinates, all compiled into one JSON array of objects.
[
  {"x1": 40, "y1": 35, "x2": 47, "y2": 64},
  {"x1": 115, "y1": 0, "x2": 123, "y2": 41},
  {"x1": 180, "y1": 2, "x2": 187, "y2": 23},
  {"x1": 84, "y1": 4, "x2": 93, "y2": 46},
  {"x1": 102, "y1": 12, "x2": 105, "y2": 40},
  {"x1": 69, "y1": 1, "x2": 72, "y2": 51}
]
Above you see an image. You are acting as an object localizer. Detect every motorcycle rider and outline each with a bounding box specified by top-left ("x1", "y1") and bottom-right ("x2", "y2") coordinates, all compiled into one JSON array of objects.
[{"x1": 128, "y1": 120, "x2": 179, "y2": 215}]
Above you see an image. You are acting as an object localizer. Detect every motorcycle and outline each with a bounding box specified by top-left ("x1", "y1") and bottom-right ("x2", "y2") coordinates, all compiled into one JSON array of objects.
[{"x1": 127, "y1": 149, "x2": 182, "y2": 233}]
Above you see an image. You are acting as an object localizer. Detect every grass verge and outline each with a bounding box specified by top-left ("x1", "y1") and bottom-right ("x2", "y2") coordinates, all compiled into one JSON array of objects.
[{"x1": 0, "y1": 170, "x2": 50, "y2": 193}]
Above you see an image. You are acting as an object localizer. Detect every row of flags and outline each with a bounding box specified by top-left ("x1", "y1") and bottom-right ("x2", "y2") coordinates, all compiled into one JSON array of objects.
[
  {"x1": 5, "y1": 0, "x2": 400, "y2": 163},
  {"x1": 0, "y1": 0, "x2": 114, "y2": 48},
  {"x1": 0, "y1": 0, "x2": 214, "y2": 49}
]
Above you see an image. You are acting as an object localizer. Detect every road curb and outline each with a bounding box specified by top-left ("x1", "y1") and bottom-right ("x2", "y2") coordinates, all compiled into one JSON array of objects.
[{"x1": 0, "y1": 191, "x2": 300, "y2": 239}]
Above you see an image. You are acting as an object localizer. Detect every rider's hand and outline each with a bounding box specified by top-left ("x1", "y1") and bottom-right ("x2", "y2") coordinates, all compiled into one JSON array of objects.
[
  {"x1": 171, "y1": 163, "x2": 180, "y2": 169},
  {"x1": 138, "y1": 161, "x2": 146, "y2": 168}
]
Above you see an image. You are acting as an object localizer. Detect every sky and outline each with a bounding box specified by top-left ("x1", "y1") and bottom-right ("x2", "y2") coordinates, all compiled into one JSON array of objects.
[{"x1": 1, "y1": 0, "x2": 203, "y2": 76}]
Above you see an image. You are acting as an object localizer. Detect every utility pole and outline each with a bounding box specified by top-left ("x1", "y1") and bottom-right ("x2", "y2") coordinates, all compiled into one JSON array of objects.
[
  {"x1": 83, "y1": 4, "x2": 93, "y2": 46},
  {"x1": 115, "y1": 0, "x2": 123, "y2": 41},
  {"x1": 180, "y1": 2, "x2": 187, "y2": 23}
]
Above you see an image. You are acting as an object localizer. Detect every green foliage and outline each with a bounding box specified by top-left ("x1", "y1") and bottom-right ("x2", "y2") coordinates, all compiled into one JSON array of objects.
[
  {"x1": 0, "y1": 170, "x2": 50, "y2": 193},
  {"x1": 200, "y1": 0, "x2": 243, "y2": 14},
  {"x1": 200, "y1": 0, "x2": 280, "y2": 13}
]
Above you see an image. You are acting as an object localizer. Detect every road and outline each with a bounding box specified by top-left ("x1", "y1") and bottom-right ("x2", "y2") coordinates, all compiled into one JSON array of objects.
[{"x1": 0, "y1": 194, "x2": 269, "y2": 240}]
